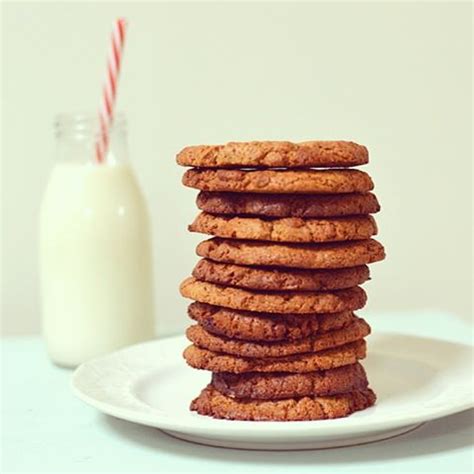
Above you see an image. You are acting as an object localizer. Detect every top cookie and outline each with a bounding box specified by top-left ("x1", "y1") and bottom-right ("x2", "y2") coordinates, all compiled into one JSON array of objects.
[{"x1": 177, "y1": 141, "x2": 368, "y2": 168}]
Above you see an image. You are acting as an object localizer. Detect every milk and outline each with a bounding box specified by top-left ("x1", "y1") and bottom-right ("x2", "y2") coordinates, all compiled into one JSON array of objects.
[{"x1": 40, "y1": 162, "x2": 155, "y2": 367}]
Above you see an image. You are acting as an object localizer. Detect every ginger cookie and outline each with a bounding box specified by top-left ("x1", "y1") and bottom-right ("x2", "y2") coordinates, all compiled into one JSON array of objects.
[
  {"x1": 177, "y1": 140, "x2": 368, "y2": 168},
  {"x1": 186, "y1": 317, "x2": 370, "y2": 357},
  {"x1": 192, "y1": 259, "x2": 370, "y2": 292},
  {"x1": 212, "y1": 363, "x2": 368, "y2": 400},
  {"x1": 197, "y1": 238, "x2": 385, "y2": 269},
  {"x1": 180, "y1": 277, "x2": 367, "y2": 314},
  {"x1": 183, "y1": 169, "x2": 374, "y2": 194},
  {"x1": 196, "y1": 191, "x2": 380, "y2": 218},
  {"x1": 188, "y1": 303, "x2": 355, "y2": 342},
  {"x1": 191, "y1": 385, "x2": 376, "y2": 421},
  {"x1": 183, "y1": 339, "x2": 367, "y2": 373},
  {"x1": 189, "y1": 213, "x2": 377, "y2": 243}
]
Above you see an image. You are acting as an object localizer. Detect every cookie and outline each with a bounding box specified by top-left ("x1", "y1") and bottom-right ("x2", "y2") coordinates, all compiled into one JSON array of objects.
[
  {"x1": 177, "y1": 140, "x2": 368, "y2": 168},
  {"x1": 191, "y1": 385, "x2": 376, "y2": 421},
  {"x1": 192, "y1": 260, "x2": 370, "y2": 292},
  {"x1": 197, "y1": 191, "x2": 381, "y2": 218},
  {"x1": 183, "y1": 169, "x2": 374, "y2": 194},
  {"x1": 183, "y1": 339, "x2": 367, "y2": 373},
  {"x1": 186, "y1": 317, "x2": 370, "y2": 357},
  {"x1": 192, "y1": 259, "x2": 371, "y2": 291},
  {"x1": 188, "y1": 303, "x2": 355, "y2": 342},
  {"x1": 212, "y1": 363, "x2": 368, "y2": 400},
  {"x1": 189, "y1": 213, "x2": 378, "y2": 243},
  {"x1": 197, "y1": 238, "x2": 385, "y2": 269},
  {"x1": 180, "y1": 277, "x2": 367, "y2": 314}
]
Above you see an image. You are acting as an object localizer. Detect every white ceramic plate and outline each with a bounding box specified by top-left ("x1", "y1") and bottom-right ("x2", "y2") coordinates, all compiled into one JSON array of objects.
[{"x1": 72, "y1": 332, "x2": 473, "y2": 450}]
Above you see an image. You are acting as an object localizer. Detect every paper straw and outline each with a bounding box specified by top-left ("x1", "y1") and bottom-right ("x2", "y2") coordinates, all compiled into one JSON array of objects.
[{"x1": 95, "y1": 18, "x2": 127, "y2": 163}]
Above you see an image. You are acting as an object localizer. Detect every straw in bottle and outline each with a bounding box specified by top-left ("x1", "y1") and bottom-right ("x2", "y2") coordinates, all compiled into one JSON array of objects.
[{"x1": 96, "y1": 17, "x2": 128, "y2": 163}]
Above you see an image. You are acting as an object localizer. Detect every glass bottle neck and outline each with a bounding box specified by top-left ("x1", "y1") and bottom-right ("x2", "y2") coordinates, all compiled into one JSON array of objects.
[{"x1": 54, "y1": 113, "x2": 129, "y2": 165}]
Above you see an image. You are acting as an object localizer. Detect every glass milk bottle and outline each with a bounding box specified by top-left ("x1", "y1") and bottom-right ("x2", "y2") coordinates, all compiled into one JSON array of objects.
[{"x1": 40, "y1": 114, "x2": 154, "y2": 367}]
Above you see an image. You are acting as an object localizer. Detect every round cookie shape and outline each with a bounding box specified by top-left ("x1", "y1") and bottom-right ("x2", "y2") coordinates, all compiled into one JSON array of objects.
[
  {"x1": 212, "y1": 363, "x2": 369, "y2": 400},
  {"x1": 191, "y1": 385, "x2": 376, "y2": 421},
  {"x1": 192, "y1": 260, "x2": 370, "y2": 292},
  {"x1": 196, "y1": 192, "x2": 381, "y2": 218},
  {"x1": 183, "y1": 339, "x2": 367, "y2": 373},
  {"x1": 188, "y1": 303, "x2": 355, "y2": 342},
  {"x1": 177, "y1": 140, "x2": 369, "y2": 168},
  {"x1": 186, "y1": 317, "x2": 370, "y2": 358},
  {"x1": 189, "y1": 213, "x2": 378, "y2": 243},
  {"x1": 180, "y1": 277, "x2": 367, "y2": 314},
  {"x1": 183, "y1": 169, "x2": 374, "y2": 194},
  {"x1": 197, "y1": 238, "x2": 385, "y2": 269}
]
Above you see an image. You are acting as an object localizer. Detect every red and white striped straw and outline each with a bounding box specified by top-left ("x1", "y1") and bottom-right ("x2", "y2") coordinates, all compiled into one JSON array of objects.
[{"x1": 95, "y1": 18, "x2": 127, "y2": 163}]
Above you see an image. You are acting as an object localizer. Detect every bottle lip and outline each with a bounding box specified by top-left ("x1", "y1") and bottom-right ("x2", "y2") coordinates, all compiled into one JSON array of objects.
[{"x1": 54, "y1": 112, "x2": 127, "y2": 138}]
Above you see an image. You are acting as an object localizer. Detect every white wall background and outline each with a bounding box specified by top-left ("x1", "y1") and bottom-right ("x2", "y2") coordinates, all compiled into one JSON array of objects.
[{"x1": 2, "y1": 1, "x2": 472, "y2": 336}]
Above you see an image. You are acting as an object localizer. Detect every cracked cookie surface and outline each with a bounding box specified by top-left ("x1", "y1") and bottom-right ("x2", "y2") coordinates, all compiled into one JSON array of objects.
[
  {"x1": 212, "y1": 363, "x2": 369, "y2": 400},
  {"x1": 180, "y1": 277, "x2": 367, "y2": 314},
  {"x1": 183, "y1": 169, "x2": 374, "y2": 194},
  {"x1": 177, "y1": 140, "x2": 369, "y2": 168},
  {"x1": 192, "y1": 259, "x2": 370, "y2": 292},
  {"x1": 190, "y1": 212, "x2": 377, "y2": 243},
  {"x1": 183, "y1": 339, "x2": 367, "y2": 373},
  {"x1": 197, "y1": 238, "x2": 385, "y2": 269},
  {"x1": 191, "y1": 385, "x2": 376, "y2": 421},
  {"x1": 197, "y1": 191, "x2": 380, "y2": 218},
  {"x1": 186, "y1": 317, "x2": 370, "y2": 357},
  {"x1": 188, "y1": 302, "x2": 355, "y2": 341}
]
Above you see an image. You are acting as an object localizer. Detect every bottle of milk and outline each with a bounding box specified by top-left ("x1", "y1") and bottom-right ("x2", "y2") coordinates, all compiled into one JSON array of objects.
[{"x1": 40, "y1": 113, "x2": 155, "y2": 367}]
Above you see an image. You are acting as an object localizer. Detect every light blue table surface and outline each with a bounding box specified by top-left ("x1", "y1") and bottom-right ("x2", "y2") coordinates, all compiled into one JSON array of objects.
[{"x1": 2, "y1": 311, "x2": 473, "y2": 473}]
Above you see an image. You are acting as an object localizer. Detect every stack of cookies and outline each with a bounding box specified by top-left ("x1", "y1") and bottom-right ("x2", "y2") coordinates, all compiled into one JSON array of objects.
[{"x1": 178, "y1": 141, "x2": 385, "y2": 421}]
